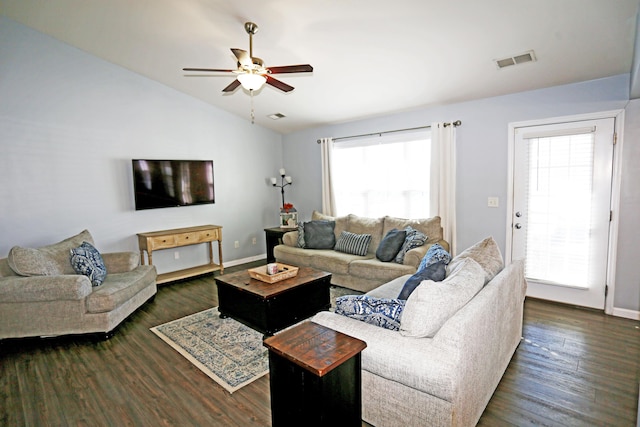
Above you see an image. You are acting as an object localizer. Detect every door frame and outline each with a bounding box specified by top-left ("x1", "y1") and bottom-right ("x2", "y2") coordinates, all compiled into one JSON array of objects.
[{"x1": 506, "y1": 110, "x2": 625, "y2": 315}]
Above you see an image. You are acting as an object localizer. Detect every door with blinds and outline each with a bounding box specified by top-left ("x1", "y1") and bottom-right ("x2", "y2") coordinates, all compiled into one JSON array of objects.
[{"x1": 511, "y1": 118, "x2": 615, "y2": 309}]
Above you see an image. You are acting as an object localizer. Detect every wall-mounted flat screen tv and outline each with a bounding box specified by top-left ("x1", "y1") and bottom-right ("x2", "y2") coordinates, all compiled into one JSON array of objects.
[{"x1": 132, "y1": 159, "x2": 215, "y2": 210}]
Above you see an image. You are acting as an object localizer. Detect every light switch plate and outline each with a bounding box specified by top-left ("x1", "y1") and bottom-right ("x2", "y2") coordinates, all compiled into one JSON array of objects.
[{"x1": 488, "y1": 197, "x2": 499, "y2": 208}]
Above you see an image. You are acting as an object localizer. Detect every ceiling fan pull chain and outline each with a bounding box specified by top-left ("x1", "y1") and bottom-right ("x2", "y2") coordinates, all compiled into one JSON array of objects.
[{"x1": 250, "y1": 89, "x2": 255, "y2": 124}]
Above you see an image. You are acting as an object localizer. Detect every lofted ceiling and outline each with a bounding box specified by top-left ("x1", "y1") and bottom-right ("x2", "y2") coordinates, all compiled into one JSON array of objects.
[{"x1": 2, "y1": 0, "x2": 639, "y2": 134}]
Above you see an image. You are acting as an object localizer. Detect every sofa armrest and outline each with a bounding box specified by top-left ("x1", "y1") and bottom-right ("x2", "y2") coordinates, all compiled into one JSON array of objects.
[
  {"x1": 281, "y1": 231, "x2": 299, "y2": 247},
  {"x1": 102, "y1": 252, "x2": 140, "y2": 273},
  {"x1": 0, "y1": 275, "x2": 92, "y2": 303}
]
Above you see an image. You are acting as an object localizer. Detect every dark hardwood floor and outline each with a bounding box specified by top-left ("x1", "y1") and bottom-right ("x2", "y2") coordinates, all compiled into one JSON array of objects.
[{"x1": 1, "y1": 261, "x2": 639, "y2": 426}]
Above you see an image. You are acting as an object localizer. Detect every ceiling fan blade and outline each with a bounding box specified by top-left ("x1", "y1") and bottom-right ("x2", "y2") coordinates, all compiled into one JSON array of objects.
[
  {"x1": 267, "y1": 64, "x2": 313, "y2": 74},
  {"x1": 266, "y1": 75, "x2": 294, "y2": 92},
  {"x1": 231, "y1": 48, "x2": 252, "y2": 67},
  {"x1": 222, "y1": 79, "x2": 241, "y2": 92},
  {"x1": 183, "y1": 67, "x2": 235, "y2": 73}
]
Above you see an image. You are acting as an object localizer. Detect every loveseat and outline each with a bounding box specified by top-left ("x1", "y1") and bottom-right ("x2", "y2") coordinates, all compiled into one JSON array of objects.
[
  {"x1": 274, "y1": 211, "x2": 449, "y2": 293},
  {"x1": 0, "y1": 229, "x2": 157, "y2": 339},
  {"x1": 311, "y1": 237, "x2": 527, "y2": 427}
]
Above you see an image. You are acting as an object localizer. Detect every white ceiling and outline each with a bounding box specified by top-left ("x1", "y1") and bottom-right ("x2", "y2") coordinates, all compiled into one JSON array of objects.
[{"x1": 2, "y1": 0, "x2": 639, "y2": 134}]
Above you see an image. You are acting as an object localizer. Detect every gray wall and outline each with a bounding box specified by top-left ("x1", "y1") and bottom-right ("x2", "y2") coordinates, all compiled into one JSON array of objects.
[
  {"x1": 0, "y1": 17, "x2": 282, "y2": 273},
  {"x1": 282, "y1": 75, "x2": 639, "y2": 315}
]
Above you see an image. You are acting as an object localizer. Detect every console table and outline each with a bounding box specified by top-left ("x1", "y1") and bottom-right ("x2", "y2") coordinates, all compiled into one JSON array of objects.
[
  {"x1": 263, "y1": 321, "x2": 367, "y2": 427},
  {"x1": 137, "y1": 225, "x2": 223, "y2": 284}
]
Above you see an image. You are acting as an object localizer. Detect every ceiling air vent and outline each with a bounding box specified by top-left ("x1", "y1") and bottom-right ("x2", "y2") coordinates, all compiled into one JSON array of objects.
[
  {"x1": 268, "y1": 113, "x2": 286, "y2": 120},
  {"x1": 495, "y1": 50, "x2": 536, "y2": 69}
]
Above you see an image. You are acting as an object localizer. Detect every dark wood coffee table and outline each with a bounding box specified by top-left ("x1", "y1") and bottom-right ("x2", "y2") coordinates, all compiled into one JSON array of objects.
[{"x1": 214, "y1": 266, "x2": 331, "y2": 336}]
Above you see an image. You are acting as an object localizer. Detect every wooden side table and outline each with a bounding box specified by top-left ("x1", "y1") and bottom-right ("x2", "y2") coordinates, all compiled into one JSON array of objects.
[
  {"x1": 263, "y1": 321, "x2": 367, "y2": 427},
  {"x1": 264, "y1": 226, "x2": 294, "y2": 263}
]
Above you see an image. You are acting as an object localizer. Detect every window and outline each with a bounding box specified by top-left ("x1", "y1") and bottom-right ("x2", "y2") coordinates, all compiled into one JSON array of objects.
[{"x1": 332, "y1": 129, "x2": 430, "y2": 218}]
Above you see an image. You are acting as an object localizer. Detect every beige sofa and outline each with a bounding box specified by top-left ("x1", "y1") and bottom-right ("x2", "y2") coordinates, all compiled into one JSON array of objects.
[
  {"x1": 312, "y1": 237, "x2": 527, "y2": 427},
  {"x1": 274, "y1": 211, "x2": 449, "y2": 293},
  {"x1": 0, "y1": 230, "x2": 157, "y2": 340}
]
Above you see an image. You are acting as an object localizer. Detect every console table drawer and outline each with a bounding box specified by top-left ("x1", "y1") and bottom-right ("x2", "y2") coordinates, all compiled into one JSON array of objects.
[
  {"x1": 196, "y1": 229, "x2": 219, "y2": 242},
  {"x1": 176, "y1": 232, "x2": 198, "y2": 245},
  {"x1": 148, "y1": 236, "x2": 178, "y2": 250}
]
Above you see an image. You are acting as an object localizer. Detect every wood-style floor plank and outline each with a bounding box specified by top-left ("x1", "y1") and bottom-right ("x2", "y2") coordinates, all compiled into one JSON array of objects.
[{"x1": 1, "y1": 262, "x2": 639, "y2": 426}]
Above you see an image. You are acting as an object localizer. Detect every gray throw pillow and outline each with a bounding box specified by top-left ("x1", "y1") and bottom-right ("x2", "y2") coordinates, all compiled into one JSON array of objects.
[
  {"x1": 303, "y1": 220, "x2": 336, "y2": 249},
  {"x1": 397, "y1": 260, "x2": 447, "y2": 300},
  {"x1": 376, "y1": 228, "x2": 407, "y2": 262}
]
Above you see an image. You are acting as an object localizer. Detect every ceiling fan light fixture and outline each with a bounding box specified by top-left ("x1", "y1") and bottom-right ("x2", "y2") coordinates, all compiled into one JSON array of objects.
[{"x1": 237, "y1": 73, "x2": 266, "y2": 91}]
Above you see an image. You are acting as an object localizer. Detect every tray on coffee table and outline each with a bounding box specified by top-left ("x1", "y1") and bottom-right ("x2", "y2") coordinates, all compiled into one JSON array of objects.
[{"x1": 248, "y1": 263, "x2": 299, "y2": 283}]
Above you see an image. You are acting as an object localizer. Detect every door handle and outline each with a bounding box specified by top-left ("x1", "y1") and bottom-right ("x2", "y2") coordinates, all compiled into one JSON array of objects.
[
  {"x1": 515, "y1": 211, "x2": 522, "y2": 217},
  {"x1": 515, "y1": 223, "x2": 522, "y2": 229}
]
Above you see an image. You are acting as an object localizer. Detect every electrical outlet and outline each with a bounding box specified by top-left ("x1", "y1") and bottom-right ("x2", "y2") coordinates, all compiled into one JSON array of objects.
[
  {"x1": 487, "y1": 197, "x2": 499, "y2": 208},
  {"x1": 234, "y1": 240, "x2": 240, "y2": 249},
  {"x1": 252, "y1": 237, "x2": 257, "y2": 245},
  {"x1": 174, "y1": 251, "x2": 180, "y2": 260}
]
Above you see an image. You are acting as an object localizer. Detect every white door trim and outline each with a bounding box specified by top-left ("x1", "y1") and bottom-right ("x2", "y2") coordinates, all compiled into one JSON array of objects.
[{"x1": 506, "y1": 110, "x2": 624, "y2": 315}]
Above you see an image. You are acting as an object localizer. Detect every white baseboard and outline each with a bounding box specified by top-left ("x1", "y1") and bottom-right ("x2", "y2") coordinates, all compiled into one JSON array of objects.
[
  {"x1": 611, "y1": 306, "x2": 640, "y2": 321},
  {"x1": 224, "y1": 254, "x2": 266, "y2": 268}
]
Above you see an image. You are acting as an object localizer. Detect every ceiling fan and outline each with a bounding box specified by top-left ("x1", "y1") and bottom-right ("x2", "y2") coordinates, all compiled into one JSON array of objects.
[{"x1": 183, "y1": 22, "x2": 313, "y2": 93}]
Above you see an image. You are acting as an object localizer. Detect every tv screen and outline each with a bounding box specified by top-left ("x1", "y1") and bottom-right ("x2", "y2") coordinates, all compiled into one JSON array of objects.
[{"x1": 132, "y1": 159, "x2": 215, "y2": 210}]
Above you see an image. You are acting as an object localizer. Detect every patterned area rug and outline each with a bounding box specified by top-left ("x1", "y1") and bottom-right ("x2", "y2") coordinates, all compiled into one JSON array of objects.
[
  {"x1": 150, "y1": 287, "x2": 362, "y2": 394},
  {"x1": 150, "y1": 307, "x2": 268, "y2": 393}
]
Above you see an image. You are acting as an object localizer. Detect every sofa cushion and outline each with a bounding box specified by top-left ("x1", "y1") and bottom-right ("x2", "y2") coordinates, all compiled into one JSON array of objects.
[
  {"x1": 383, "y1": 216, "x2": 444, "y2": 245},
  {"x1": 347, "y1": 214, "x2": 384, "y2": 254},
  {"x1": 86, "y1": 265, "x2": 156, "y2": 313},
  {"x1": 446, "y1": 236, "x2": 504, "y2": 284},
  {"x1": 7, "y1": 230, "x2": 95, "y2": 276},
  {"x1": 397, "y1": 260, "x2": 447, "y2": 300},
  {"x1": 312, "y1": 210, "x2": 349, "y2": 241},
  {"x1": 311, "y1": 250, "x2": 369, "y2": 275},
  {"x1": 70, "y1": 242, "x2": 107, "y2": 287},
  {"x1": 400, "y1": 257, "x2": 485, "y2": 338},
  {"x1": 335, "y1": 295, "x2": 406, "y2": 331},
  {"x1": 303, "y1": 220, "x2": 336, "y2": 249},
  {"x1": 417, "y1": 243, "x2": 451, "y2": 272},
  {"x1": 376, "y1": 228, "x2": 407, "y2": 262},
  {"x1": 334, "y1": 231, "x2": 372, "y2": 256},
  {"x1": 394, "y1": 226, "x2": 427, "y2": 264},
  {"x1": 349, "y1": 258, "x2": 415, "y2": 282}
]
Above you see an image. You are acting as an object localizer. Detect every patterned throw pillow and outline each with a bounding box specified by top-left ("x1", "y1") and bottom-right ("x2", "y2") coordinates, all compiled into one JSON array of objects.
[
  {"x1": 296, "y1": 222, "x2": 306, "y2": 248},
  {"x1": 376, "y1": 228, "x2": 407, "y2": 262},
  {"x1": 335, "y1": 295, "x2": 406, "y2": 331},
  {"x1": 394, "y1": 226, "x2": 427, "y2": 264},
  {"x1": 417, "y1": 243, "x2": 451, "y2": 273},
  {"x1": 70, "y1": 241, "x2": 107, "y2": 287},
  {"x1": 397, "y1": 260, "x2": 447, "y2": 300},
  {"x1": 334, "y1": 231, "x2": 372, "y2": 256}
]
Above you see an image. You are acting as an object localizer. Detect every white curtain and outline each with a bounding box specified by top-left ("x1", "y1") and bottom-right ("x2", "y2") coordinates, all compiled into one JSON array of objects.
[
  {"x1": 319, "y1": 137, "x2": 337, "y2": 216},
  {"x1": 430, "y1": 122, "x2": 457, "y2": 255}
]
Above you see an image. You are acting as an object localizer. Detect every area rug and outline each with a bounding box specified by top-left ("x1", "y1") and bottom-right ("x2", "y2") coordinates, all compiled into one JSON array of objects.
[
  {"x1": 150, "y1": 307, "x2": 268, "y2": 394},
  {"x1": 150, "y1": 287, "x2": 362, "y2": 393}
]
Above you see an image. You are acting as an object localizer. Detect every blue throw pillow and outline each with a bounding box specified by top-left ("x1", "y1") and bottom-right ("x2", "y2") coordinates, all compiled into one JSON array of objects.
[
  {"x1": 394, "y1": 226, "x2": 428, "y2": 264},
  {"x1": 335, "y1": 295, "x2": 406, "y2": 331},
  {"x1": 296, "y1": 222, "x2": 306, "y2": 248},
  {"x1": 70, "y1": 241, "x2": 107, "y2": 287},
  {"x1": 417, "y1": 243, "x2": 451, "y2": 273},
  {"x1": 397, "y1": 260, "x2": 447, "y2": 300},
  {"x1": 334, "y1": 231, "x2": 372, "y2": 256},
  {"x1": 303, "y1": 220, "x2": 336, "y2": 249},
  {"x1": 376, "y1": 228, "x2": 407, "y2": 262}
]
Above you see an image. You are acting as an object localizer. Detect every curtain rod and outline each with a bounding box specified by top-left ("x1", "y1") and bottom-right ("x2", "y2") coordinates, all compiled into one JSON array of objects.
[{"x1": 316, "y1": 120, "x2": 461, "y2": 144}]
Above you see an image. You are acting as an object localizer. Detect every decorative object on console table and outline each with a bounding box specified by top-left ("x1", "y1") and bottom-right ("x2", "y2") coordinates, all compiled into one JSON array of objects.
[
  {"x1": 263, "y1": 321, "x2": 367, "y2": 427},
  {"x1": 279, "y1": 203, "x2": 297, "y2": 228},
  {"x1": 137, "y1": 224, "x2": 223, "y2": 284},
  {"x1": 270, "y1": 168, "x2": 297, "y2": 227}
]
